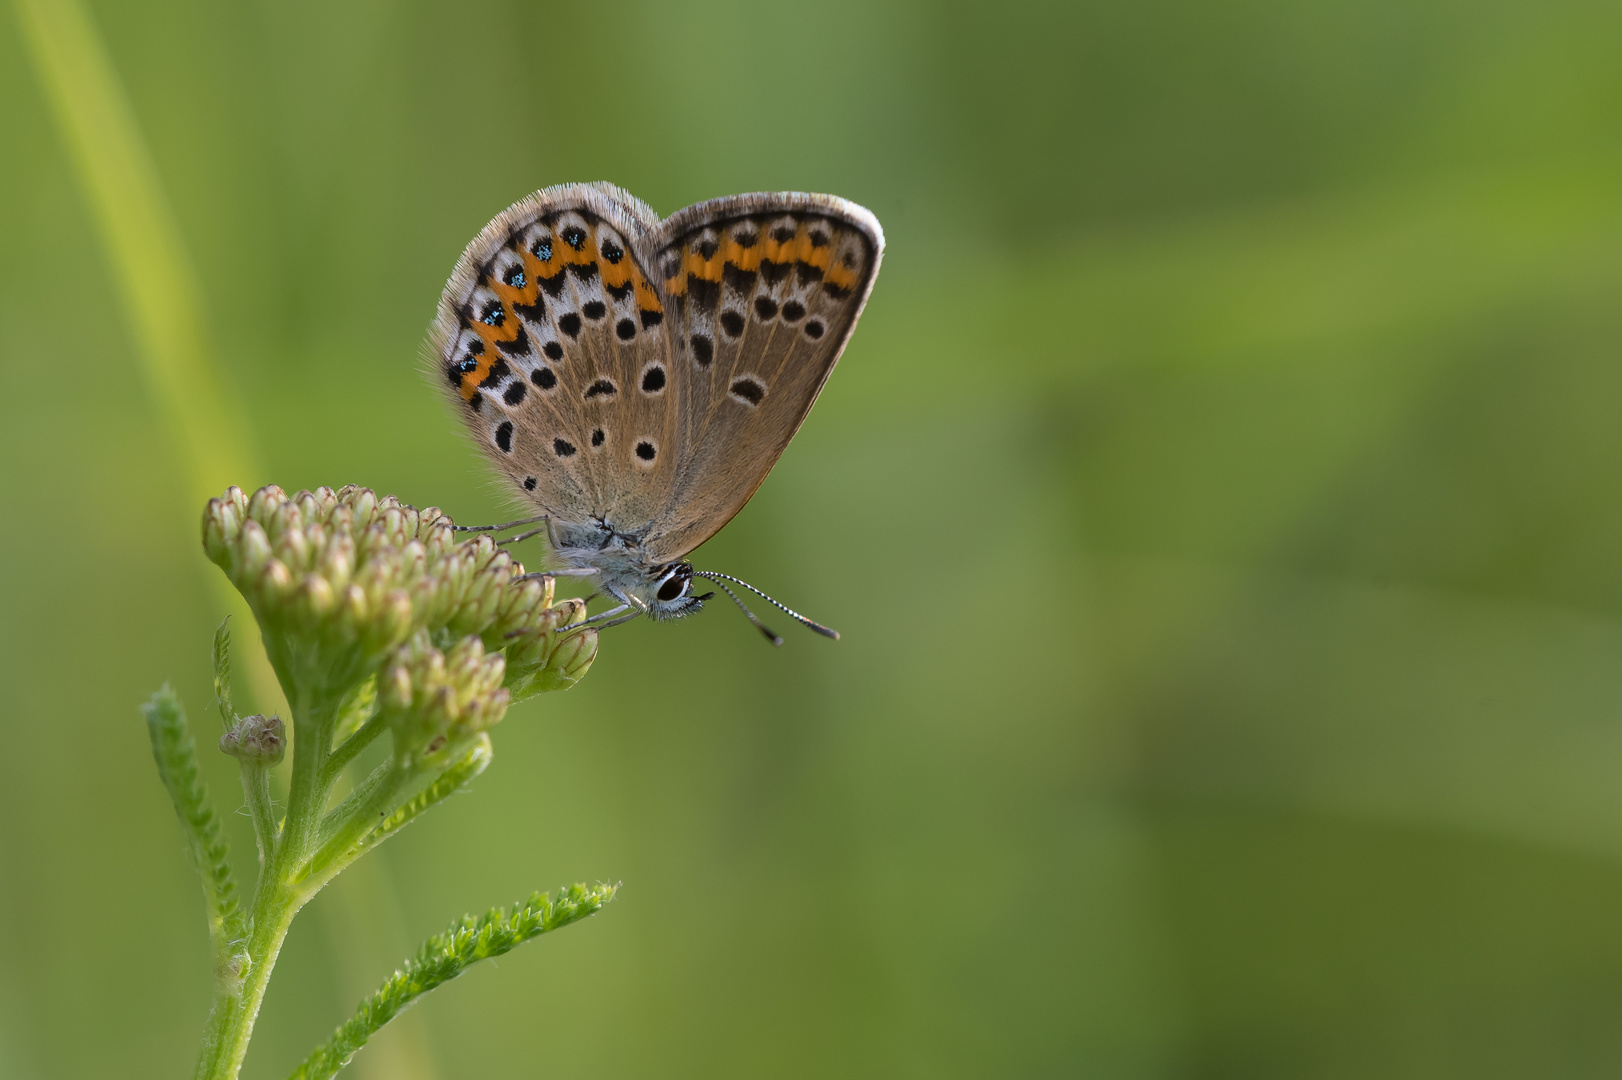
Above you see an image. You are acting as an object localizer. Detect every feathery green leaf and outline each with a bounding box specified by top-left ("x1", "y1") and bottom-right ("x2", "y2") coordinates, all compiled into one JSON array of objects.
[
  {"x1": 287, "y1": 883, "x2": 618, "y2": 1080},
  {"x1": 212, "y1": 617, "x2": 236, "y2": 729},
  {"x1": 142, "y1": 684, "x2": 248, "y2": 991}
]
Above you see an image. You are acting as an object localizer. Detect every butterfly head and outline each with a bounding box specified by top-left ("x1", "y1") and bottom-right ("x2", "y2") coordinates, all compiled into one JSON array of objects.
[{"x1": 642, "y1": 562, "x2": 714, "y2": 621}]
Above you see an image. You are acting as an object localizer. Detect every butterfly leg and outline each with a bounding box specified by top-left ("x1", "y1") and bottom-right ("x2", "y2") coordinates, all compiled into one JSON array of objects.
[
  {"x1": 569, "y1": 588, "x2": 650, "y2": 631},
  {"x1": 452, "y1": 513, "x2": 548, "y2": 534},
  {"x1": 584, "y1": 609, "x2": 643, "y2": 633},
  {"x1": 515, "y1": 568, "x2": 599, "y2": 584},
  {"x1": 559, "y1": 603, "x2": 643, "y2": 639},
  {"x1": 496, "y1": 526, "x2": 550, "y2": 547},
  {"x1": 568, "y1": 602, "x2": 631, "y2": 629}
]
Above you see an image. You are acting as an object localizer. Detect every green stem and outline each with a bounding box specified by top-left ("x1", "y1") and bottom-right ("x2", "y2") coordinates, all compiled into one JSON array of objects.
[
  {"x1": 302, "y1": 761, "x2": 410, "y2": 888},
  {"x1": 195, "y1": 679, "x2": 345, "y2": 1080},
  {"x1": 240, "y1": 763, "x2": 278, "y2": 866},
  {"x1": 321, "y1": 709, "x2": 387, "y2": 787}
]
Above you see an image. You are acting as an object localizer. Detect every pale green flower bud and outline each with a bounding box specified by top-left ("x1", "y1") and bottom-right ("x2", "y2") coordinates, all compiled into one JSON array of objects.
[
  {"x1": 237, "y1": 520, "x2": 272, "y2": 580},
  {"x1": 504, "y1": 598, "x2": 596, "y2": 701}
]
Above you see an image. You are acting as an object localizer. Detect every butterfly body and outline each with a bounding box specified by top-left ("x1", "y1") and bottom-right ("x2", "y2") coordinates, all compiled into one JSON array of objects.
[{"x1": 429, "y1": 183, "x2": 882, "y2": 634}]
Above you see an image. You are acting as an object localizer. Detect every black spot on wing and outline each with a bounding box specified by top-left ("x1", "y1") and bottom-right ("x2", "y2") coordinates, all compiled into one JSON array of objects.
[
  {"x1": 760, "y1": 260, "x2": 792, "y2": 287},
  {"x1": 616, "y1": 318, "x2": 636, "y2": 341},
  {"x1": 503, "y1": 381, "x2": 527, "y2": 406},
  {"x1": 479, "y1": 359, "x2": 511, "y2": 388},
  {"x1": 554, "y1": 437, "x2": 576, "y2": 457},
  {"x1": 720, "y1": 310, "x2": 745, "y2": 338},
  {"x1": 641, "y1": 366, "x2": 665, "y2": 393},
  {"x1": 635, "y1": 440, "x2": 656, "y2": 461},
  {"x1": 688, "y1": 277, "x2": 720, "y2": 313},
  {"x1": 805, "y1": 319, "x2": 825, "y2": 339},
  {"x1": 605, "y1": 280, "x2": 634, "y2": 301},
  {"x1": 640, "y1": 309, "x2": 663, "y2": 329},
  {"x1": 495, "y1": 422, "x2": 513, "y2": 452},
  {"x1": 795, "y1": 262, "x2": 824, "y2": 287},
  {"x1": 754, "y1": 296, "x2": 778, "y2": 320},
  {"x1": 539, "y1": 271, "x2": 567, "y2": 298},
  {"x1": 690, "y1": 334, "x2": 714, "y2": 367},
  {"x1": 582, "y1": 300, "x2": 606, "y2": 320},
  {"x1": 568, "y1": 262, "x2": 599, "y2": 283},
  {"x1": 531, "y1": 366, "x2": 557, "y2": 390},
  {"x1": 558, "y1": 313, "x2": 582, "y2": 338},
  {"x1": 496, "y1": 326, "x2": 531, "y2": 356},
  {"x1": 781, "y1": 299, "x2": 805, "y2": 322},
  {"x1": 542, "y1": 341, "x2": 563, "y2": 361},
  {"x1": 730, "y1": 377, "x2": 765, "y2": 406},
  {"x1": 723, "y1": 263, "x2": 757, "y2": 296},
  {"x1": 584, "y1": 379, "x2": 617, "y2": 400},
  {"x1": 523, "y1": 476, "x2": 537, "y2": 491}
]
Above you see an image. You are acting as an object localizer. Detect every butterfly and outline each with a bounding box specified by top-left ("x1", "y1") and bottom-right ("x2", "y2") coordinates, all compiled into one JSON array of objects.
[{"x1": 428, "y1": 183, "x2": 884, "y2": 642}]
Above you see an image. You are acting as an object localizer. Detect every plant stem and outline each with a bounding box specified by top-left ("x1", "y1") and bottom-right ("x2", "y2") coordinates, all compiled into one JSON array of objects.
[
  {"x1": 322, "y1": 710, "x2": 387, "y2": 786},
  {"x1": 196, "y1": 680, "x2": 343, "y2": 1080},
  {"x1": 241, "y1": 763, "x2": 278, "y2": 865}
]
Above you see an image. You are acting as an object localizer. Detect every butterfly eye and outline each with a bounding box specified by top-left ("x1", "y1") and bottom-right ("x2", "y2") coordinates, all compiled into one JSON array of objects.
[
  {"x1": 480, "y1": 301, "x2": 504, "y2": 327},
  {"x1": 656, "y1": 574, "x2": 686, "y2": 602}
]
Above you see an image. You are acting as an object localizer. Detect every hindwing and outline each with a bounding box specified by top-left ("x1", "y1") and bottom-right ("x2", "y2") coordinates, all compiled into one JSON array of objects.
[{"x1": 429, "y1": 185, "x2": 883, "y2": 560}]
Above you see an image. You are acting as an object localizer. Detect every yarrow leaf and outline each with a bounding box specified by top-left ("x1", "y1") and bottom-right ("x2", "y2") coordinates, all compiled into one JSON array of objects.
[
  {"x1": 142, "y1": 685, "x2": 249, "y2": 992},
  {"x1": 286, "y1": 883, "x2": 618, "y2": 1080}
]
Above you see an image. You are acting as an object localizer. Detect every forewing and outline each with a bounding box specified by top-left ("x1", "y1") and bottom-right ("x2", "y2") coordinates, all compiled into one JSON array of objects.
[
  {"x1": 428, "y1": 182, "x2": 678, "y2": 533},
  {"x1": 645, "y1": 193, "x2": 883, "y2": 561}
]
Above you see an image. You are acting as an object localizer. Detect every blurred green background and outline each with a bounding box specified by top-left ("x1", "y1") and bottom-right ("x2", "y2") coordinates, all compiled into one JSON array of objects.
[{"x1": 5, "y1": 0, "x2": 1622, "y2": 1076}]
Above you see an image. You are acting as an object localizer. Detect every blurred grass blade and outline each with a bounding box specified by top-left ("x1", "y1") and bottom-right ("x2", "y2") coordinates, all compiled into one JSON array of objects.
[
  {"x1": 11, "y1": 0, "x2": 256, "y2": 496},
  {"x1": 287, "y1": 884, "x2": 618, "y2": 1080},
  {"x1": 12, "y1": 0, "x2": 284, "y2": 710},
  {"x1": 141, "y1": 684, "x2": 248, "y2": 994}
]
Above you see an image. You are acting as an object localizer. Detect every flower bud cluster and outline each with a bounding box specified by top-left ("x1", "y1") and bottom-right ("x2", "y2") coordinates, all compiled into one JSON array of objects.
[
  {"x1": 203, "y1": 486, "x2": 451, "y2": 656},
  {"x1": 380, "y1": 633, "x2": 509, "y2": 766},
  {"x1": 203, "y1": 484, "x2": 598, "y2": 723},
  {"x1": 219, "y1": 714, "x2": 286, "y2": 765}
]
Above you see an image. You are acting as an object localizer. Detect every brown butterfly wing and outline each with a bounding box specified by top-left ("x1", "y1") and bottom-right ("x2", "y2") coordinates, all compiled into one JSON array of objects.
[
  {"x1": 428, "y1": 183, "x2": 679, "y2": 535},
  {"x1": 643, "y1": 193, "x2": 884, "y2": 563}
]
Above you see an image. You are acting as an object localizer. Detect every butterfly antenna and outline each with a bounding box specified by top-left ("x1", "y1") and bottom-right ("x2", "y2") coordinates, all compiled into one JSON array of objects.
[
  {"x1": 697, "y1": 576, "x2": 783, "y2": 646},
  {"x1": 692, "y1": 571, "x2": 840, "y2": 642}
]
